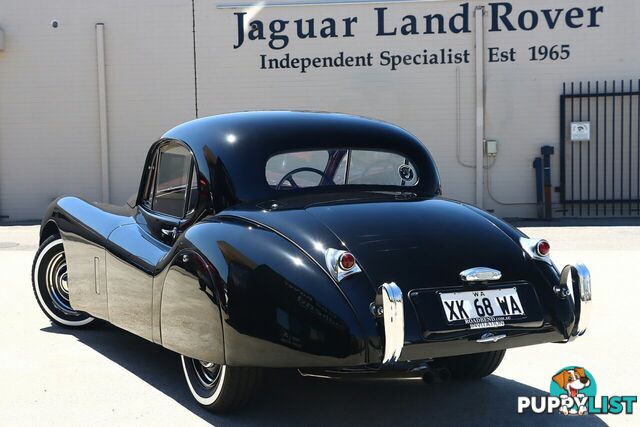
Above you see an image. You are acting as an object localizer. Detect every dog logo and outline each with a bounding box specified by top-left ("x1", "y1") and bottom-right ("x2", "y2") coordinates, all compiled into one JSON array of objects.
[
  {"x1": 518, "y1": 367, "x2": 635, "y2": 416},
  {"x1": 550, "y1": 366, "x2": 597, "y2": 416}
]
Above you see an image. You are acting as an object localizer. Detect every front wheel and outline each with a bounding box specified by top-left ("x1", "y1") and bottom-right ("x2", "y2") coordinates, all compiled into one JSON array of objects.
[
  {"x1": 32, "y1": 236, "x2": 94, "y2": 327},
  {"x1": 434, "y1": 350, "x2": 506, "y2": 380},
  {"x1": 181, "y1": 355, "x2": 261, "y2": 413}
]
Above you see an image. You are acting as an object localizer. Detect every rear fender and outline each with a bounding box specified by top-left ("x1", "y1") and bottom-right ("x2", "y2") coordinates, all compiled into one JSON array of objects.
[
  {"x1": 39, "y1": 197, "x2": 132, "y2": 320},
  {"x1": 182, "y1": 219, "x2": 368, "y2": 368},
  {"x1": 464, "y1": 203, "x2": 577, "y2": 337},
  {"x1": 158, "y1": 250, "x2": 225, "y2": 364}
]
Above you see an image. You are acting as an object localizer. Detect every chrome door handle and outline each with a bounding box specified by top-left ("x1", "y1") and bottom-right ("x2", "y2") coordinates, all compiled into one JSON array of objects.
[{"x1": 161, "y1": 227, "x2": 178, "y2": 239}]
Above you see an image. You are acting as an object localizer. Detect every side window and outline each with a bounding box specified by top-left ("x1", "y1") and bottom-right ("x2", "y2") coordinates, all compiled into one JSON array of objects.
[{"x1": 152, "y1": 144, "x2": 193, "y2": 218}]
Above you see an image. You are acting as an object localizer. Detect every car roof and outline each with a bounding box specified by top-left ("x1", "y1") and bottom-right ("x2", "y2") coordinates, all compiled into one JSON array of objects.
[{"x1": 161, "y1": 111, "x2": 441, "y2": 206}]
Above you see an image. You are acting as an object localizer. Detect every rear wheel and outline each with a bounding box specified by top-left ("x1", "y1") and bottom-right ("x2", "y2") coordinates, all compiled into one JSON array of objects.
[
  {"x1": 181, "y1": 355, "x2": 261, "y2": 413},
  {"x1": 32, "y1": 236, "x2": 94, "y2": 327},
  {"x1": 435, "y1": 350, "x2": 506, "y2": 380}
]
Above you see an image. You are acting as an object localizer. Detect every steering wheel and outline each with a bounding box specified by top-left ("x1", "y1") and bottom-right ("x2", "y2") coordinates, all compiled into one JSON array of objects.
[{"x1": 276, "y1": 167, "x2": 335, "y2": 190}]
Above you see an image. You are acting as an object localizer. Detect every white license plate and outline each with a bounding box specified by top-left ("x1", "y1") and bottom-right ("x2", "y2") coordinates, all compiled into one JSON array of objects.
[{"x1": 439, "y1": 287, "x2": 525, "y2": 329}]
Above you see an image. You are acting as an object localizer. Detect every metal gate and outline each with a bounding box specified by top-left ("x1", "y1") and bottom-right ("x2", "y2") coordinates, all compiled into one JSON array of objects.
[{"x1": 560, "y1": 79, "x2": 640, "y2": 217}]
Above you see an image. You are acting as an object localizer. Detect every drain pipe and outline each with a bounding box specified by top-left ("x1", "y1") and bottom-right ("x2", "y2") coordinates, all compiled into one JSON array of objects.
[
  {"x1": 96, "y1": 23, "x2": 110, "y2": 203},
  {"x1": 541, "y1": 145, "x2": 555, "y2": 220},
  {"x1": 474, "y1": 6, "x2": 485, "y2": 209},
  {"x1": 0, "y1": 27, "x2": 6, "y2": 219},
  {"x1": 533, "y1": 157, "x2": 544, "y2": 219}
]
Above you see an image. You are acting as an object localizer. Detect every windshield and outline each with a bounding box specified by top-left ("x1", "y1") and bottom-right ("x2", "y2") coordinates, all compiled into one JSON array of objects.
[{"x1": 266, "y1": 149, "x2": 419, "y2": 190}]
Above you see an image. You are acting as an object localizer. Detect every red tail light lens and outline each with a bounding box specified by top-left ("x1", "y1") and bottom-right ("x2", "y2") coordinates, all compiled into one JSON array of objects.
[
  {"x1": 339, "y1": 252, "x2": 356, "y2": 270},
  {"x1": 536, "y1": 240, "x2": 551, "y2": 256},
  {"x1": 324, "y1": 248, "x2": 361, "y2": 282}
]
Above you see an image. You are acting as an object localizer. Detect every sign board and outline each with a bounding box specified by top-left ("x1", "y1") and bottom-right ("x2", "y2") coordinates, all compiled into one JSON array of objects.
[
  {"x1": 571, "y1": 122, "x2": 591, "y2": 141},
  {"x1": 226, "y1": 4, "x2": 606, "y2": 73}
]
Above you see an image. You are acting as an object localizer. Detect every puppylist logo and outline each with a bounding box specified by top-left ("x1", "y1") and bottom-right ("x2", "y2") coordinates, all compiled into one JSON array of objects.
[{"x1": 518, "y1": 367, "x2": 637, "y2": 416}]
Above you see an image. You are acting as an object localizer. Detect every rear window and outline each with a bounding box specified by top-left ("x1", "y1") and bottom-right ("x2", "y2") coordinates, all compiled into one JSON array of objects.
[{"x1": 266, "y1": 149, "x2": 419, "y2": 190}]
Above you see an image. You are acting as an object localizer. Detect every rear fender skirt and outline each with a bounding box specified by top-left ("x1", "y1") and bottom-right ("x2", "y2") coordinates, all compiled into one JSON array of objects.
[
  {"x1": 183, "y1": 220, "x2": 368, "y2": 368},
  {"x1": 159, "y1": 250, "x2": 225, "y2": 364},
  {"x1": 217, "y1": 212, "x2": 381, "y2": 362}
]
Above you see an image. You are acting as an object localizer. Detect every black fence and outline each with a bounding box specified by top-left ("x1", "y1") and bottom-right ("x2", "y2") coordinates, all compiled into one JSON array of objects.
[{"x1": 560, "y1": 79, "x2": 640, "y2": 217}]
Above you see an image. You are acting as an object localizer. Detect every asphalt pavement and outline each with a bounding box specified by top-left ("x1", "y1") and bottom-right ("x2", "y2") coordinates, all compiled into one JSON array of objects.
[{"x1": 0, "y1": 224, "x2": 638, "y2": 426}]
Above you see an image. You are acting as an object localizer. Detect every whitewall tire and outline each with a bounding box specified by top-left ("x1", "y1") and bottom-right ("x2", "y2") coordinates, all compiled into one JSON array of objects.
[
  {"x1": 32, "y1": 236, "x2": 94, "y2": 327},
  {"x1": 181, "y1": 355, "x2": 261, "y2": 413}
]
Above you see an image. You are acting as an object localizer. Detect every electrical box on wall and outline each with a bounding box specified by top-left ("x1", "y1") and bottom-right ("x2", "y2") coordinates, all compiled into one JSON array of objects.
[
  {"x1": 485, "y1": 140, "x2": 498, "y2": 157},
  {"x1": 0, "y1": 27, "x2": 5, "y2": 51}
]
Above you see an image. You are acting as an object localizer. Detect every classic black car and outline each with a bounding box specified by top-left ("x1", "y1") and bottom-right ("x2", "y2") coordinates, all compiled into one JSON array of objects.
[{"x1": 32, "y1": 111, "x2": 591, "y2": 412}]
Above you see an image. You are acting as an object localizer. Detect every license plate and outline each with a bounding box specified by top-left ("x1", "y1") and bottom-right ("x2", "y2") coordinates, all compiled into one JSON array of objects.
[{"x1": 439, "y1": 287, "x2": 525, "y2": 329}]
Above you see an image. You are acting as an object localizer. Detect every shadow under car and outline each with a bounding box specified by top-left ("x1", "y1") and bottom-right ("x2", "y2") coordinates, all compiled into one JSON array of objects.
[{"x1": 41, "y1": 324, "x2": 606, "y2": 426}]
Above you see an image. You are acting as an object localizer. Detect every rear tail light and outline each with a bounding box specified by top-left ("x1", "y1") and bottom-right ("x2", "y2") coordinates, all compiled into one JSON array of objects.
[
  {"x1": 325, "y1": 248, "x2": 361, "y2": 282},
  {"x1": 536, "y1": 240, "x2": 551, "y2": 257},
  {"x1": 520, "y1": 237, "x2": 554, "y2": 266},
  {"x1": 339, "y1": 252, "x2": 356, "y2": 270}
]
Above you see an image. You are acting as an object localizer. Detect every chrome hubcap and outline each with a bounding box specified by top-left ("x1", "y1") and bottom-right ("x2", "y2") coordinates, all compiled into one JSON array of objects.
[
  {"x1": 45, "y1": 252, "x2": 75, "y2": 315},
  {"x1": 191, "y1": 359, "x2": 222, "y2": 389}
]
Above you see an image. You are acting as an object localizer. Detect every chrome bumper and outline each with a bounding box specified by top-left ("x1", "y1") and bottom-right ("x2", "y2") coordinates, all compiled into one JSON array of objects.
[
  {"x1": 376, "y1": 282, "x2": 404, "y2": 364},
  {"x1": 560, "y1": 263, "x2": 592, "y2": 342}
]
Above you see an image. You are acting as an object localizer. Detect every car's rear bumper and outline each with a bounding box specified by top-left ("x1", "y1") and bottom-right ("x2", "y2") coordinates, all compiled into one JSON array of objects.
[
  {"x1": 376, "y1": 282, "x2": 404, "y2": 364},
  {"x1": 376, "y1": 263, "x2": 592, "y2": 364},
  {"x1": 560, "y1": 263, "x2": 592, "y2": 342}
]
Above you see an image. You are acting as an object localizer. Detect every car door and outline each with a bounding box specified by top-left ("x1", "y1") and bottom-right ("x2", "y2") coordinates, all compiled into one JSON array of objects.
[{"x1": 106, "y1": 141, "x2": 197, "y2": 341}]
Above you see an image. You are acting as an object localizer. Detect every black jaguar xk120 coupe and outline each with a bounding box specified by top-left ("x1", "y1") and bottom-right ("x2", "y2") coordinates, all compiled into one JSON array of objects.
[{"x1": 32, "y1": 111, "x2": 591, "y2": 412}]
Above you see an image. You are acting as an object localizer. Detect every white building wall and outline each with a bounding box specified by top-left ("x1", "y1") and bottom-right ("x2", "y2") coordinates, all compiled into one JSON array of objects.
[
  {"x1": 483, "y1": 0, "x2": 640, "y2": 216},
  {"x1": 0, "y1": 0, "x2": 639, "y2": 220},
  {"x1": 0, "y1": 0, "x2": 194, "y2": 220}
]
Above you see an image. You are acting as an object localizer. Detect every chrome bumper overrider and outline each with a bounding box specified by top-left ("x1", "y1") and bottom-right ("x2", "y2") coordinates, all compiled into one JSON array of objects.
[
  {"x1": 560, "y1": 263, "x2": 592, "y2": 342},
  {"x1": 377, "y1": 282, "x2": 404, "y2": 364}
]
